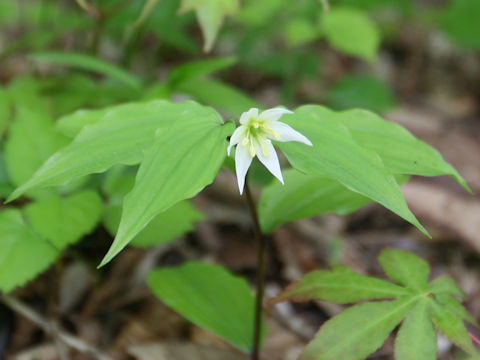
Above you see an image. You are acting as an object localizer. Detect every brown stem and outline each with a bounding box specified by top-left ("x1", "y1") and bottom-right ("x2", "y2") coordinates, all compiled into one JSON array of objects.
[{"x1": 245, "y1": 179, "x2": 267, "y2": 360}]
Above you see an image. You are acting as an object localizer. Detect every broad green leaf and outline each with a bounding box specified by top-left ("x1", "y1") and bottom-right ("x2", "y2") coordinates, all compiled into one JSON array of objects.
[
  {"x1": 6, "y1": 76, "x2": 49, "y2": 115},
  {"x1": 103, "y1": 200, "x2": 205, "y2": 247},
  {"x1": 277, "y1": 106, "x2": 428, "y2": 236},
  {"x1": 327, "y1": 75, "x2": 396, "y2": 113},
  {"x1": 300, "y1": 297, "x2": 417, "y2": 360},
  {"x1": 99, "y1": 118, "x2": 233, "y2": 266},
  {"x1": 435, "y1": 294, "x2": 477, "y2": 325},
  {"x1": 0, "y1": 87, "x2": 10, "y2": 137},
  {"x1": 4, "y1": 107, "x2": 69, "y2": 193},
  {"x1": 167, "y1": 56, "x2": 237, "y2": 88},
  {"x1": 321, "y1": 8, "x2": 380, "y2": 61},
  {"x1": 148, "y1": 261, "x2": 264, "y2": 352},
  {"x1": 176, "y1": 78, "x2": 258, "y2": 117},
  {"x1": 0, "y1": 209, "x2": 58, "y2": 293},
  {"x1": 28, "y1": 52, "x2": 142, "y2": 91},
  {"x1": 378, "y1": 249, "x2": 430, "y2": 291},
  {"x1": 338, "y1": 109, "x2": 469, "y2": 191},
  {"x1": 8, "y1": 101, "x2": 219, "y2": 202},
  {"x1": 439, "y1": 0, "x2": 480, "y2": 50},
  {"x1": 285, "y1": 19, "x2": 320, "y2": 47},
  {"x1": 237, "y1": 0, "x2": 286, "y2": 26},
  {"x1": 430, "y1": 299, "x2": 477, "y2": 356},
  {"x1": 179, "y1": 0, "x2": 240, "y2": 52},
  {"x1": 55, "y1": 104, "x2": 113, "y2": 138},
  {"x1": 395, "y1": 299, "x2": 437, "y2": 360},
  {"x1": 269, "y1": 266, "x2": 411, "y2": 305},
  {"x1": 428, "y1": 275, "x2": 465, "y2": 299},
  {"x1": 259, "y1": 169, "x2": 370, "y2": 233},
  {"x1": 24, "y1": 190, "x2": 103, "y2": 250}
]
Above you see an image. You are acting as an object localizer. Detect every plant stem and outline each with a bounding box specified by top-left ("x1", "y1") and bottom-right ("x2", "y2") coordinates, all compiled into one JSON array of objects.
[{"x1": 245, "y1": 179, "x2": 266, "y2": 360}]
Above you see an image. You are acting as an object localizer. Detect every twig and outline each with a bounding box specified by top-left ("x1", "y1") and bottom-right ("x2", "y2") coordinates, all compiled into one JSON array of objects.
[
  {"x1": 245, "y1": 179, "x2": 267, "y2": 360},
  {"x1": 1, "y1": 294, "x2": 111, "y2": 360}
]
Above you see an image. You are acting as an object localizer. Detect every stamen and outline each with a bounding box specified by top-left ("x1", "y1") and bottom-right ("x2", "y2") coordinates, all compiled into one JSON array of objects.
[
  {"x1": 242, "y1": 137, "x2": 249, "y2": 146},
  {"x1": 249, "y1": 144, "x2": 256, "y2": 157}
]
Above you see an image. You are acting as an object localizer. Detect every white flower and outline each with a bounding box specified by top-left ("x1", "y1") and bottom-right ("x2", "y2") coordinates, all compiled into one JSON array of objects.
[{"x1": 227, "y1": 107, "x2": 312, "y2": 194}]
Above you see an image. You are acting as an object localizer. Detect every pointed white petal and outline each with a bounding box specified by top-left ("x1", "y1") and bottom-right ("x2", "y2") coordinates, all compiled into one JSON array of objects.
[
  {"x1": 239, "y1": 108, "x2": 259, "y2": 125},
  {"x1": 235, "y1": 144, "x2": 253, "y2": 194},
  {"x1": 259, "y1": 108, "x2": 293, "y2": 123},
  {"x1": 269, "y1": 121, "x2": 312, "y2": 146},
  {"x1": 227, "y1": 126, "x2": 245, "y2": 156},
  {"x1": 253, "y1": 139, "x2": 284, "y2": 184}
]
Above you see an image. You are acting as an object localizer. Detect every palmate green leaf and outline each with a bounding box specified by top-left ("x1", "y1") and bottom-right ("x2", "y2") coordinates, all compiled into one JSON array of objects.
[
  {"x1": 167, "y1": 56, "x2": 237, "y2": 88},
  {"x1": 99, "y1": 118, "x2": 233, "y2": 266},
  {"x1": 148, "y1": 261, "x2": 264, "y2": 353},
  {"x1": 4, "y1": 107, "x2": 69, "y2": 197},
  {"x1": 179, "y1": 0, "x2": 240, "y2": 52},
  {"x1": 259, "y1": 169, "x2": 370, "y2": 233},
  {"x1": 321, "y1": 8, "x2": 380, "y2": 61},
  {"x1": 395, "y1": 299, "x2": 437, "y2": 360},
  {"x1": 24, "y1": 190, "x2": 103, "y2": 250},
  {"x1": 338, "y1": 108, "x2": 469, "y2": 191},
  {"x1": 269, "y1": 266, "x2": 411, "y2": 305},
  {"x1": 176, "y1": 78, "x2": 259, "y2": 117},
  {"x1": 0, "y1": 209, "x2": 58, "y2": 293},
  {"x1": 104, "y1": 200, "x2": 205, "y2": 248},
  {"x1": 277, "y1": 106, "x2": 428, "y2": 236},
  {"x1": 428, "y1": 275, "x2": 466, "y2": 299},
  {"x1": 435, "y1": 294, "x2": 477, "y2": 325},
  {"x1": 8, "y1": 101, "x2": 219, "y2": 202},
  {"x1": 430, "y1": 299, "x2": 477, "y2": 356},
  {"x1": 300, "y1": 297, "x2": 417, "y2": 360},
  {"x1": 378, "y1": 249, "x2": 430, "y2": 291},
  {"x1": 28, "y1": 52, "x2": 142, "y2": 92}
]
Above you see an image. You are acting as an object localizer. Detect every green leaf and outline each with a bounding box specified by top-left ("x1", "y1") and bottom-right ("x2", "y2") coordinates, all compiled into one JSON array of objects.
[
  {"x1": 285, "y1": 19, "x2": 320, "y2": 47},
  {"x1": 179, "y1": 0, "x2": 240, "y2": 52},
  {"x1": 167, "y1": 56, "x2": 237, "y2": 88},
  {"x1": 378, "y1": 249, "x2": 430, "y2": 291},
  {"x1": 237, "y1": 0, "x2": 286, "y2": 26},
  {"x1": 277, "y1": 106, "x2": 428, "y2": 236},
  {"x1": 395, "y1": 299, "x2": 437, "y2": 360},
  {"x1": 148, "y1": 261, "x2": 264, "y2": 352},
  {"x1": 0, "y1": 86, "x2": 10, "y2": 137},
  {"x1": 300, "y1": 297, "x2": 417, "y2": 360},
  {"x1": 435, "y1": 294, "x2": 477, "y2": 326},
  {"x1": 4, "y1": 107, "x2": 69, "y2": 194},
  {"x1": 135, "y1": 0, "x2": 160, "y2": 26},
  {"x1": 327, "y1": 75, "x2": 396, "y2": 113},
  {"x1": 55, "y1": 106, "x2": 114, "y2": 138},
  {"x1": 321, "y1": 8, "x2": 380, "y2": 61},
  {"x1": 338, "y1": 109, "x2": 469, "y2": 191},
  {"x1": 259, "y1": 169, "x2": 370, "y2": 233},
  {"x1": 439, "y1": 0, "x2": 480, "y2": 50},
  {"x1": 24, "y1": 190, "x2": 103, "y2": 250},
  {"x1": 176, "y1": 78, "x2": 259, "y2": 117},
  {"x1": 99, "y1": 118, "x2": 233, "y2": 266},
  {"x1": 0, "y1": 209, "x2": 58, "y2": 293},
  {"x1": 430, "y1": 299, "x2": 477, "y2": 356},
  {"x1": 269, "y1": 266, "x2": 411, "y2": 305},
  {"x1": 8, "y1": 101, "x2": 219, "y2": 202},
  {"x1": 428, "y1": 275, "x2": 466, "y2": 299},
  {"x1": 28, "y1": 52, "x2": 142, "y2": 91},
  {"x1": 103, "y1": 200, "x2": 205, "y2": 247}
]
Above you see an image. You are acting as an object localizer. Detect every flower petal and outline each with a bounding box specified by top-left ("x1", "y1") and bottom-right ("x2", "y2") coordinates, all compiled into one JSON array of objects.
[
  {"x1": 235, "y1": 144, "x2": 253, "y2": 194},
  {"x1": 253, "y1": 139, "x2": 284, "y2": 184},
  {"x1": 259, "y1": 108, "x2": 293, "y2": 123},
  {"x1": 227, "y1": 126, "x2": 245, "y2": 156},
  {"x1": 269, "y1": 121, "x2": 313, "y2": 146},
  {"x1": 239, "y1": 108, "x2": 259, "y2": 125}
]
